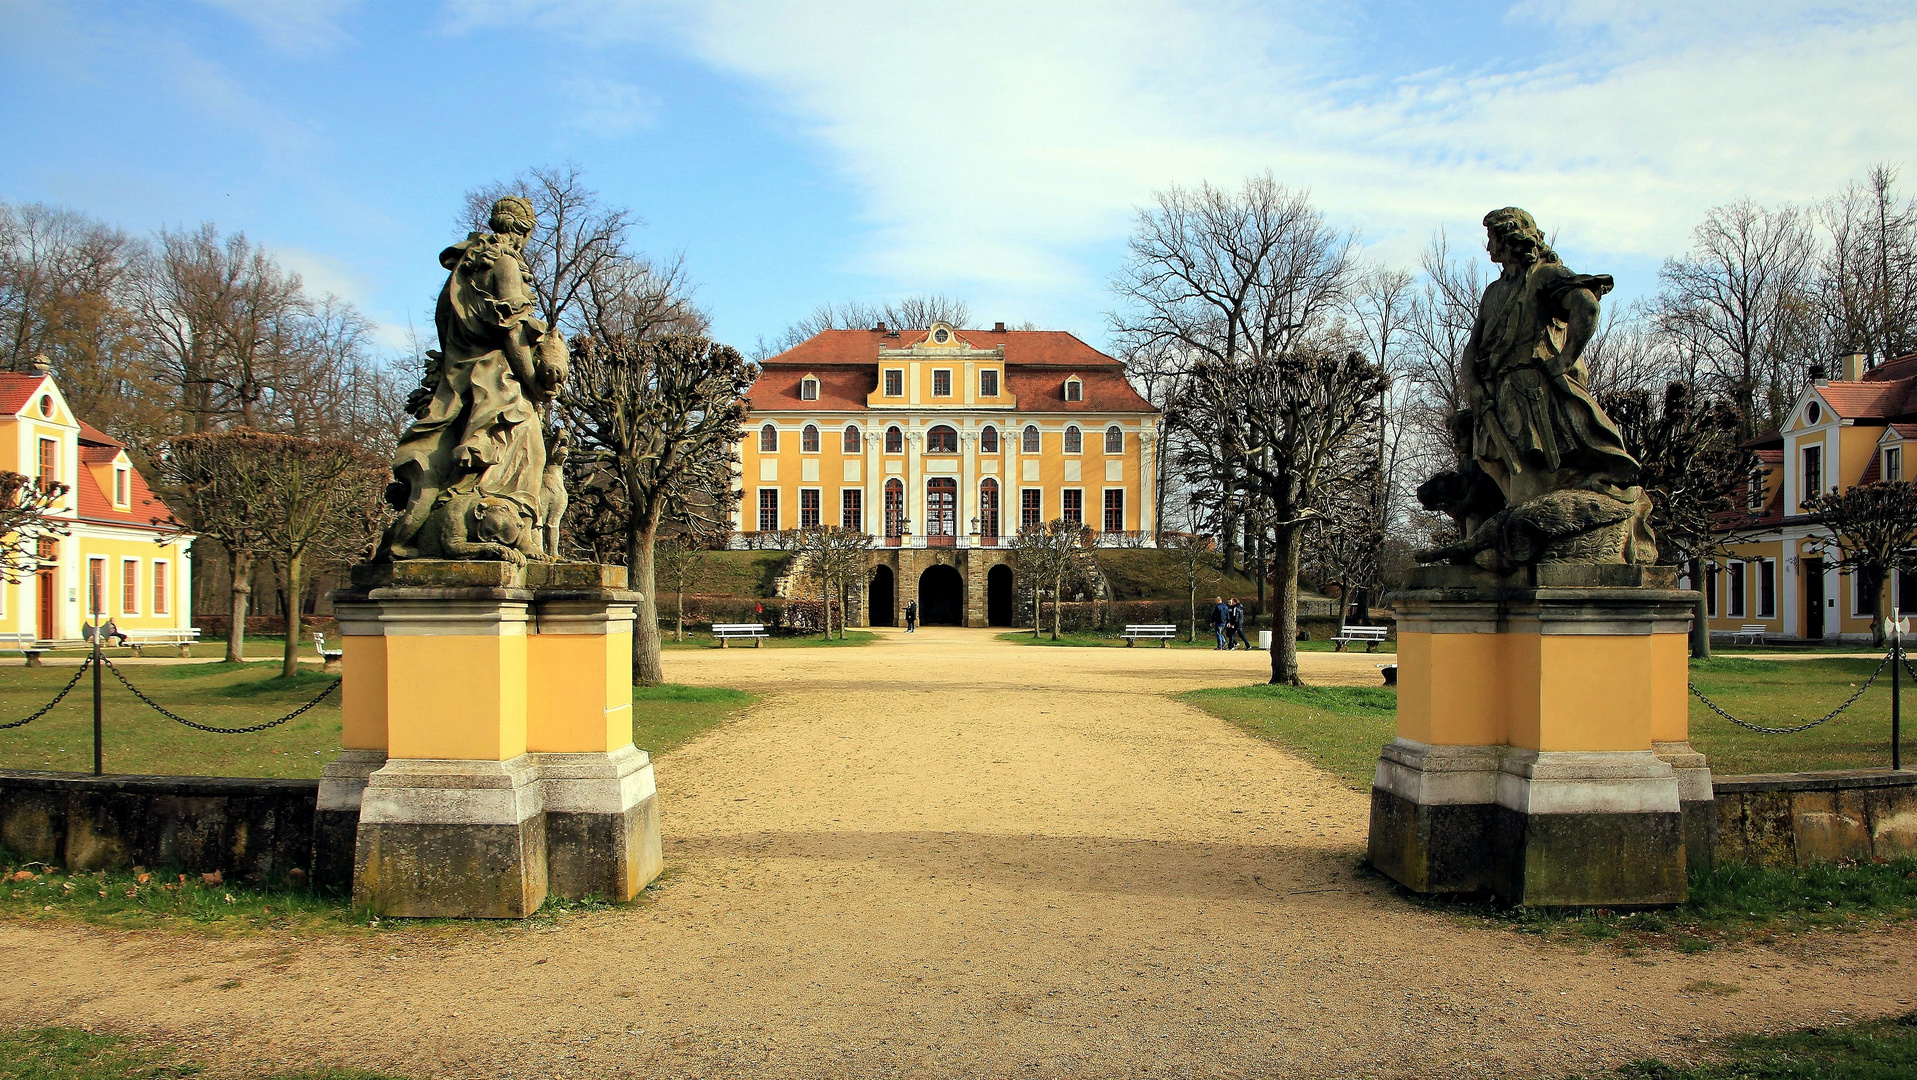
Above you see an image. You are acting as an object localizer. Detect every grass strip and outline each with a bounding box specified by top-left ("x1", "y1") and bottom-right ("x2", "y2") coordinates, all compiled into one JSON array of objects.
[
  {"x1": 631, "y1": 684, "x2": 758, "y2": 755},
  {"x1": 1578, "y1": 1009, "x2": 1917, "y2": 1079},
  {"x1": 0, "y1": 1025, "x2": 408, "y2": 1079},
  {"x1": 1180, "y1": 683, "x2": 1396, "y2": 790}
]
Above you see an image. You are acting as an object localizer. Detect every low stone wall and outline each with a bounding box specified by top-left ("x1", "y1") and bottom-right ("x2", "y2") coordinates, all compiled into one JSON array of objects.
[
  {"x1": 0, "y1": 770, "x2": 321, "y2": 885},
  {"x1": 1714, "y1": 769, "x2": 1917, "y2": 867}
]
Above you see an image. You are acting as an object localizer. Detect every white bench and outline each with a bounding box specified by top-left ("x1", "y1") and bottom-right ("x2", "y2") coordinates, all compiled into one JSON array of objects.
[
  {"x1": 1331, "y1": 624, "x2": 1390, "y2": 653},
  {"x1": 1730, "y1": 624, "x2": 1767, "y2": 646},
  {"x1": 126, "y1": 627, "x2": 201, "y2": 658},
  {"x1": 0, "y1": 631, "x2": 45, "y2": 667},
  {"x1": 712, "y1": 622, "x2": 769, "y2": 648},
  {"x1": 1122, "y1": 623, "x2": 1178, "y2": 648},
  {"x1": 313, "y1": 633, "x2": 343, "y2": 673}
]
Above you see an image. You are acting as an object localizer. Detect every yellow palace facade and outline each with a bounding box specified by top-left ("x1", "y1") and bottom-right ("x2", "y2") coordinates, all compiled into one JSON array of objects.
[
  {"x1": 1, "y1": 370, "x2": 195, "y2": 643},
  {"x1": 738, "y1": 322, "x2": 1160, "y2": 627}
]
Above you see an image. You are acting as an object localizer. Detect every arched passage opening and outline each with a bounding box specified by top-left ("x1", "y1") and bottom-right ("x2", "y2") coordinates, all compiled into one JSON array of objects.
[
  {"x1": 918, "y1": 565, "x2": 964, "y2": 626},
  {"x1": 986, "y1": 564, "x2": 1014, "y2": 627},
  {"x1": 869, "y1": 565, "x2": 896, "y2": 626}
]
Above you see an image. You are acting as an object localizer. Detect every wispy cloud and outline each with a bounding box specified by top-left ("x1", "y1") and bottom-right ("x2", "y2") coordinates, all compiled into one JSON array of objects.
[
  {"x1": 447, "y1": 1, "x2": 1917, "y2": 317},
  {"x1": 192, "y1": 0, "x2": 364, "y2": 51},
  {"x1": 563, "y1": 75, "x2": 663, "y2": 138}
]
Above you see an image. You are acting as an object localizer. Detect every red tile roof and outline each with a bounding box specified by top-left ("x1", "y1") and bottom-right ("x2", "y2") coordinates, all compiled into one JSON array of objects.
[
  {"x1": 752, "y1": 328, "x2": 1156, "y2": 414},
  {"x1": 1815, "y1": 381, "x2": 1906, "y2": 420},
  {"x1": 1860, "y1": 352, "x2": 1917, "y2": 382},
  {"x1": 0, "y1": 372, "x2": 49, "y2": 416},
  {"x1": 72, "y1": 460, "x2": 175, "y2": 529},
  {"x1": 77, "y1": 420, "x2": 119, "y2": 447}
]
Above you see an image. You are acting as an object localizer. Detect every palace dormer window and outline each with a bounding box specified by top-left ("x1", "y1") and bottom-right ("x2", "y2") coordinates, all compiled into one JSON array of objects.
[
  {"x1": 843, "y1": 424, "x2": 861, "y2": 452},
  {"x1": 1022, "y1": 425, "x2": 1040, "y2": 454},
  {"x1": 1064, "y1": 425, "x2": 1082, "y2": 454},
  {"x1": 802, "y1": 424, "x2": 820, "y2": 453},
  {"x1": 1064, "y1": 377, "x2": 1082, "y2": 402},
  {"x1": 927, "y1": 425, "x2": 958, "y2": 454},
  {"x1": 1802, "y1": 444, "x2": 1822, "y2": 501},
  {"x1": 799, "y1": 375, "x2": 820, "y2": 401},
  {"x1": 37, "y1": 437, "x2": 58, "y2": 491},
  {"x1": 760, "y1": 424, "x2": 778, "y2": 453},
  {"x1": 884, "y1": 369, "x2": 903, "y2": 396},
  {"x1": 114, "y1": 466, "x2": 129, "y2": 506},
  {"x1": 1748, "y1": 466, "x2": 1766, "y2": 512},
  {"x1": 980, "y1": 425, "x2": 999, "y2": 453},
  {"x1": 1886, "y1": 446, "x2": 1903, "y2": 482},
  {"x1": 1104, "y1": 425, "x2": 1123, "y2": 454},
  {"x1": 932, "y1": 369, "x2": 952, "y2": 397},
  {"x1": 885, "y1": 425, "x2": 903, "y2": 453}
]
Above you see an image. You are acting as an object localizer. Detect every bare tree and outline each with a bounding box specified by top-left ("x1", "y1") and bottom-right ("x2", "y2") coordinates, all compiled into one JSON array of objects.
[
  {"x1": 1009, "y1": 518, "x2": 1098, "y2": 640},
  {"x1": 794, "y1": 526, "x2": 874, "y2": 639},
  {"x1": 652, "y1": 533, "x2": 709, "y2": 643},
  {"x1": 561, "y1": 332, "x2": 753, "y2": 684},
  {"x1": 1656, "y1": 200, "x2": 1818, "y2": 437},
  {"x1": 1161, "y1": 527, "x2": 1219, "y2": 642},
  {"x1": 252, "y1": 435, "x2": 389, "y2": 677},
  {"x1": 153, "y1": 431, "x2": 282, "y2": 663},
  {"x1": 0, "y1": 471, "x2": 68, "y2": 584},
  {"x1": 768, "y1": 294, "x2": 974, "y2": 355},
  {"x1": 1817, "y1": 164, "x2": 1917, "y2": 366}
]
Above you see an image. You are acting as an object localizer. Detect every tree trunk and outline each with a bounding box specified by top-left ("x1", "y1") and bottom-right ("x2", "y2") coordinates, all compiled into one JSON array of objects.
[
  {"x1": 226, "y1": 547, "x2": 251, "y2": 664},
  {"x1": 1871, "y1": 565, "x2": 1890, "y2": 647},
  {"x1": 1051, "y1": 573, "x2": 1063, "y2": 640},
  {"x1": 628, "y1": 518, "x2": 664, "y2": 686},
  {"x1": 674, "y1": 586, "x2": 684, "y2": 642},
  {"x1": 821, "y1": 571, "x2": 831, "y2": 638},
  {"x1": 1188, "y1": 581, "x2": 1197, "y2": 642},
  {"x1": 280, "y1": 551, "x2": 303, "y2": 679},
  {"x1": 1688, "y1": 555, "x2": 1712, "y2": 660},
  {"x1": 1268, "y1": 526, "x2": 1303, "y2": 686}
]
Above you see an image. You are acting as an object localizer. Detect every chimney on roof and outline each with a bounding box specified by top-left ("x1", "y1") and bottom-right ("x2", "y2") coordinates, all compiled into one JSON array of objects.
[
  {"x1": 29, "y1": 354, "x2": 50, "y2": 375},
  {"x1": 874, "y1": 321, "x2": 886, "y2": 333},
  {"x1": 1839, "y1": 351, "x2": 1866, "y2": 382},
  {"x1": 993, "y1": 321, "x2": 1006, "y2": 333},
  {"x1": 1809, "y1": 361, "x2": 1828, "y2": 384}
]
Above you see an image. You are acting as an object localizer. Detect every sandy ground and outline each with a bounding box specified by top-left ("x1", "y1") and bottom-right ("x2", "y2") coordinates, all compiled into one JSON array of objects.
[{"x1": 2, "y1": 628, "x2": 1912, "y2": 1080}]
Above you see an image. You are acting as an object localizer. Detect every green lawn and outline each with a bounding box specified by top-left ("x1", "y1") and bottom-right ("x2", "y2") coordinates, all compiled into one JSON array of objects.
[
  {"x1": 1579, "y1": 1010, "x2": 1917, "y2": 1079},
  {"x1": 661, "y1": 630, "x2": 876, "y2": 650},
  {"x1": 998, "y1": 630, "x2": 1396, "y2": 653},
  {"x1": 1180, "y1": 683, "x2": 1396, "y2": 790},
  {"x1": 0, "y1": 1026, "x2": 408, "y2": 1080},
  {"x1": 25, "y1": 635, "x2": 319, "y2": 662},
  {"x1": 0, "y1": 659, "x2": 757, "y2": 778},
  {"x1": 1688, "y1": 656, "x2": 1907, "y2": 775}
]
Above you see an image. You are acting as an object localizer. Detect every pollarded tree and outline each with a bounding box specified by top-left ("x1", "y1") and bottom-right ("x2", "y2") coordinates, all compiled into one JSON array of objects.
[
  {"x1": 652, "y1": 533, "x2": 709, "y2": 643},
  {"x1": 1173, "y1": 345, "x2": 1389, "y2": 685},
  {"x1": 795, "y1": 525, "x2": 875, "y2": 639},
  {"x1": 1803, "y1": 481, "x2": 1917, "y2": 646},
  {"x1": 1009, "y1": 518, "x2": 1097, "y2": 641},
  {"x1": 0, "y1": 470, "x2": 68, "y2": 584},
  {"x1": 561, "y1": 332, "x2": 753, "y2": 685}
]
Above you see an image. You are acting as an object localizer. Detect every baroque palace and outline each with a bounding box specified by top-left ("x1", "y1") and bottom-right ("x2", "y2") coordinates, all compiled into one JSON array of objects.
[
  {"x1": 738, "y1": 321, "x2": 1160, "y2": 627},
  {"x1": 1, "y1": 369, "x2": 196, "y2": 643},
  {"x1": 1707, "y1": 350, "x2": 1917, "y2": 643}
]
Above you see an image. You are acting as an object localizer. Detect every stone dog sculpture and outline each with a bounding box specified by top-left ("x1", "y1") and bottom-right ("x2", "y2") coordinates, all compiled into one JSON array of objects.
[
  {"x1": 376, "y1": 195, "x2": 568, "y2": 564},
  {"x1": 1417, "y1": 207, "x2": 1656, "y2": 571}
]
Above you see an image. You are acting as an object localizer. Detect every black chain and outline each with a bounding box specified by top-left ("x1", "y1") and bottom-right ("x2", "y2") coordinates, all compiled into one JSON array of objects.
[
  {"x1": 101, "y1": 657, "x2": 340, "y2": 734},
  {"x1": 0, "y1": 657, "x2": 93, "y2": 730},
  {"x1": 1689, "y1": 649, "x2": 1891, "y2": 734}
]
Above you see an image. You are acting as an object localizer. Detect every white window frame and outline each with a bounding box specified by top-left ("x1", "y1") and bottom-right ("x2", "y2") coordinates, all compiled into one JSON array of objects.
[
  {"x1": 1104, "y1": 425, "x2": 1123, "y2": 454},
  {"x1": 1886, "y1": 446, "x2": 1903, "y2": 482},
  {"x1": 1021, "y1": 425, "x2": 1040, "y2": 454},
  {"x1": 1064, "y1": 425, "x2": 1082, "y2": 455},
  {"x1": 931, "y1": 369, "x2": 952, "y2": 397},
  {"x1": 114, "y1": 466, "x2": 130, "y2": 507},
  {"x1": 757, "y1": 488, "x2": 780, "y2": 532},
  {"x1": 153, "y1": 559, "x2": 170, "y2": 616},
  {"x1": 799, "y1": 376, "x2": 820, "y2": 401},
  {"x1": 842, "y1": 425, "x2": 861, "y2": 453},
  {"x1": 801, "y1": 424, "x2": 821, "y2": 453},
  {"x1": 798, "y1": 487, "x2": 822, "y2": 529},
  {"x1": 885, "y1": 426, "x2": 903, "y2": 454},
  {"x1": 86, "y1": 556, "x2": 107, "y2": 619},
  {"x1": 1101, "y1": 487, "x2": 1125, "y2": 533},
  {"x1": 1747, "y1": 467, "x2": 1765, "y2": 512},
  {"x1": 120, "y1": 557, "x2": 140, "y2": 616},
  {"x1": 1019, "y1": 487, "x2": 1043, "y2": 530},
  {"x1": 884, "y1": 369, "x2": 904, "y2": 396},
  {"x1": 840, "y1": 488, "x2": 863, "y2": 532},
  {"x1": 979, "y1": 369, "x2": 999, "y2": 397},
  {"x1": 1727, "y1": 560, "x2": 1746, "y2": 618},
  {"x1": 1756, "y1": 559, "x2": 1776, "y2": 618},
  {"x1": 1061, "y1": 487, "x2": 1084, "y2": 526},
  {"x1": 980, "y1": 425, "x2": 999, "y2": 453},
  {"x1": 1064, "y1": 377, "x2": 1082, "y2": 402},
  {"x1": 759, "y1": 424, "x2": 779, "y2": 453}
]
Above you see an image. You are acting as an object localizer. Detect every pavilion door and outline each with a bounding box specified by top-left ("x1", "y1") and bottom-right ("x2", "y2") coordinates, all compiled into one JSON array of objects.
[
  {"x1": 37, "y1": 569, "x2": 55, "y2": 641},
  {"x1": 926, "y1": 478, "x2": 957, "y2": 540},
  {"x1": 1804, "y1": 558, "x2": 1825, "y2": 639}
]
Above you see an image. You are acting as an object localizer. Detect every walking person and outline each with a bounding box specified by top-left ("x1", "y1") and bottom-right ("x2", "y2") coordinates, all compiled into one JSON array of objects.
[
  {"x1": 1227, "y1": 598, "x2": 1251, "y2": 651},
  {"x1": 905, "y1": 599, "x2": 918, "y2": 633},
  {"x1": 1211, "y1": 596, "x2": 1229, "y2": 650}
]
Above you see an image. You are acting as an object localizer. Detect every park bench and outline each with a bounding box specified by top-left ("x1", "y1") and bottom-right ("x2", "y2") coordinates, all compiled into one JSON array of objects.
[
  {"x1": 0, "y1": 631, "x2": 46, "y2": 667},
  {"x1": 1331, "y1": 623, "x2": 1390, "y2": 653},
  {"x1": 125, "y1": 627, "x2": 201, "y2": 658},
  {"x1": 1730, "y1": 624, "x2": 1767, "y2": 646},
  {"x1": 313, "y1": 633, "x2": 343, "y2": 674},
  {"x1": 712, "y1": 622, "x2": 769, "y2": 648},
  {"x1": 1122, "y1": 623, "x2": 1178, "y2": 648}
]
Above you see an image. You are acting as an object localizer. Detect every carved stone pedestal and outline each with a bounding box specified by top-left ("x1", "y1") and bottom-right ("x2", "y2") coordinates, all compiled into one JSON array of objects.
[
  {"x1": 329, "y1": 561, "x2": 661, "y2": 917},
  {"x1": 1367, "y1": 564, "x2": 1710, "y2": 907}
]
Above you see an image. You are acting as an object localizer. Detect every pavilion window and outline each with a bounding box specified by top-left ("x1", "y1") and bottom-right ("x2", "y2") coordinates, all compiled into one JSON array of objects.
[
  {"x1": 1757, "y1": 559, "x2": 1776, "y2": 618},
  {"x1": 1801, "y1": 444, "x2": 1821, "y2": 503},
  {"x1": 153, "y1": 560, "x2": 169, "y2": 615},
  {"x1": 1705, "y1": 566, "x2": 1718, "y2": 618},
  {"x1": 1887, "y1": 447, "x2": 1903, "y2": 481},
  {"x1": 1728, "y1": 561, "x2": 1746, "y2": 617},
  {"x1": 114, "y1": 467, "x2": 129, "y2": 505},
  {"x1": 121, "y1": 560, "x2": 138, "y2": 615},
  {"x1": 37, "y1": 438, "x2": 58, "y2": 491}
]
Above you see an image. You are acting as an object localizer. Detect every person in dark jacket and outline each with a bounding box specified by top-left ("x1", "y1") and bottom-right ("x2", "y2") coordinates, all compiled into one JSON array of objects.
[
  {"x1": 905, "y1": 600, "x2": 918, "y2": 632},
  {"x1": 1227, "y1": 599, "x2": 1251, "y2": 650},
  {"x1": 1210, "y1": 596, "x2": 1229, "y2": 650}
]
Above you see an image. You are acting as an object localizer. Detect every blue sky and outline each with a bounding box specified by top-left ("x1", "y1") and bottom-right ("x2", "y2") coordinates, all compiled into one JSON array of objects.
[{"x1": 4, "y1": 1, "x2": 1912, "y2": 355}]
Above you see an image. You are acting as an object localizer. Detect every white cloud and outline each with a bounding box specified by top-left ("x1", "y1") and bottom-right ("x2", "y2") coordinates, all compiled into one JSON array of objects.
[
  {"x1": 447, "y1": 1, "x2": 1917, "y2": 321},
  {"x1": 563, "y1": 76, "x2": 663, "y2": 138},
  {"x1": 193, "y1": 0, "x2": 364, "y2": 50}
]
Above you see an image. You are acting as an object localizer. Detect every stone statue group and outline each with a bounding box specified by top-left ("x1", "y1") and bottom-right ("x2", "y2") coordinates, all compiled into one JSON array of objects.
[{"x1": 370, "y1": 199, "x2": 1654, "y2": 573}]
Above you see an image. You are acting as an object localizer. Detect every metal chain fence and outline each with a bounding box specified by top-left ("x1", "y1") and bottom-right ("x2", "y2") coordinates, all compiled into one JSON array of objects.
[
  {"x1": 0, "y1": 657, "x2": 94, "y2": 731},
  {"x1": 101, "y1": 657, "x2": 341, "y2": 734},
  {"x1": 1688, "y1": 648, "x2": 1892, "y2": 735}
]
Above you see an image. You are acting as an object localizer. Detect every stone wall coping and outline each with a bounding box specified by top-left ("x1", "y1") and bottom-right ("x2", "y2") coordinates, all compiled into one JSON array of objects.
[
  {"x1": 1712, "y1": 768, "x2": 1917, "y2": 794},
  {"x1": 0, "y1": 769, "x2": 318, "y2": 797}
]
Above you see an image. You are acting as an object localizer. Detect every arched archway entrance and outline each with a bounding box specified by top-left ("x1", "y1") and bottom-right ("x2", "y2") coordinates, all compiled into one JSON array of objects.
[
  {"x1": 869, "y1": 565, "x2": 896, "y2": 626},
  {"x1": 986, "y1": 564, "x2": 1014, "y2": 627},
  {"x1": 918, "y1": 565, "x2": 964, "y2": 626}
]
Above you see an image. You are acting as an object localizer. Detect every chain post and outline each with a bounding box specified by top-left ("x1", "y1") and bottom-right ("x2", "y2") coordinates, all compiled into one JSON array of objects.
[
  {"x1": 92, "y1": 581, "x2": 103, "y2": 776},
  {"x1": 1896, "y1": 609, "x2": 1904, "y2": 772}
]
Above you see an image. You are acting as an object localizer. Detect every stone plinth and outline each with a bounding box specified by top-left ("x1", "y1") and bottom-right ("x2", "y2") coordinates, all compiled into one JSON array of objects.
[
  {"x1": 1368, "y1": 564, "x2": 1708, "y2": 906},
  {"x1": 328, "y1": 561, "x2": 661, "y2": 917}
]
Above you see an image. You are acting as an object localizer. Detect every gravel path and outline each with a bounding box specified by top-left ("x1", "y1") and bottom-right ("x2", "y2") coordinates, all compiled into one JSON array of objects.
[{"x1": 1, "y1": 628, "x2": 1910, "y2": 1079}]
